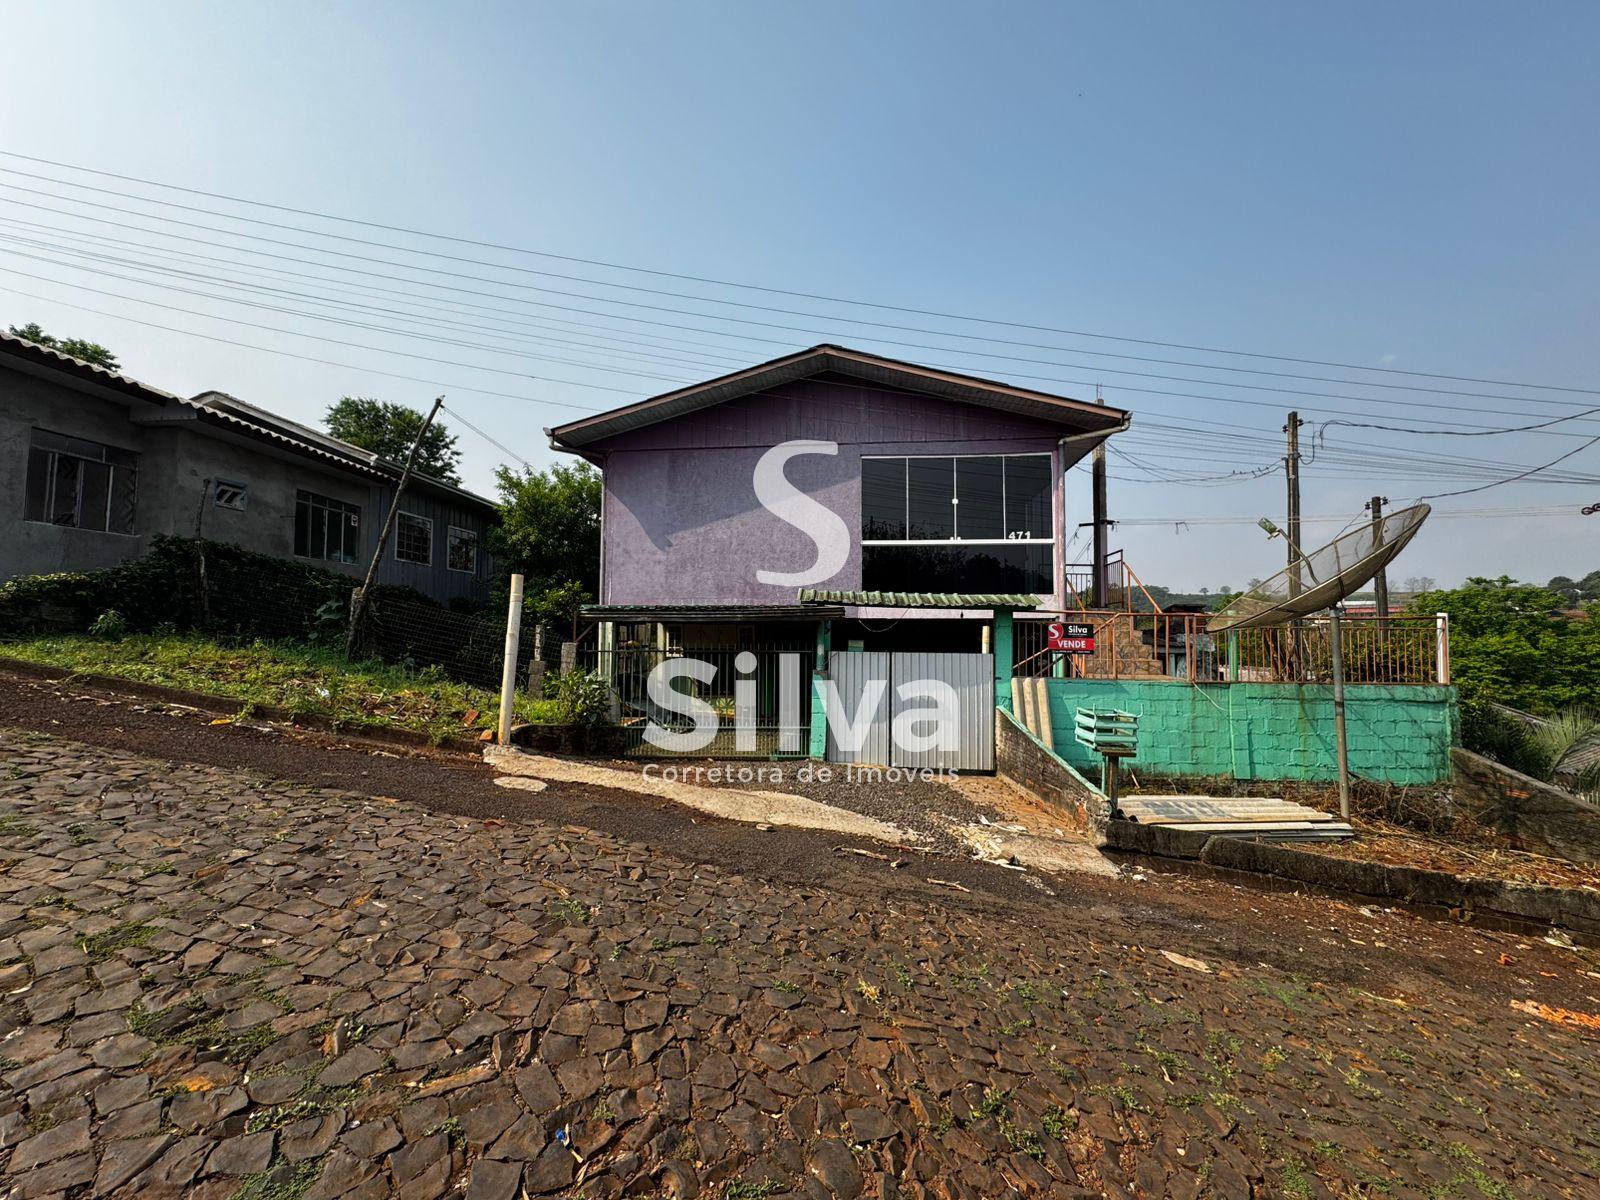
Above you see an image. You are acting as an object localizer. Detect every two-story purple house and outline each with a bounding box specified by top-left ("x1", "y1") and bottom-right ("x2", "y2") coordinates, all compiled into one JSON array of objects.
[
  {"x1": 550, "y1": 344, "x2": 1127, "y2": 641},
  {"x1": 547, "y1": 346, "x2": 1128, "y2": 766}
]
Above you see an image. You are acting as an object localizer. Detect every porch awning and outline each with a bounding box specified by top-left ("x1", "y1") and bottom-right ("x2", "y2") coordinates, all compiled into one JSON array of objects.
[
  {"x1": 582, "y1": 604, "x2": 846, "y2": 621},
  {"x1": 797, "y1": 589, "x2": 1040, "y2": 610}
]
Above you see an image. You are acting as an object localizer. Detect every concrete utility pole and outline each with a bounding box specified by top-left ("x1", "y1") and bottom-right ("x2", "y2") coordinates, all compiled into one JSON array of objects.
[
  {"x1": 1092, "y1": 388, "x2": 1110, "y2": 607},
  {"x1": 346, "y1": 395, "x2": 445, "y2": 659},
  {"x1": 1284, "y1": 412, "x2": 1304, "y2": 676},
  {"x1": 1284, "y1": 412, "x2": 1304, "y2": 587},
  {"x1": 1368, "y1": 495, "x2": 1390, "y2": 619}
]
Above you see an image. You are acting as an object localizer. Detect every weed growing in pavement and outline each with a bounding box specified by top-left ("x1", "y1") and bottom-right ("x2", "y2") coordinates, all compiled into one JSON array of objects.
[
  {"x1": 64, "y1": 823, "x2": 93, "y2": 846},
  {"x1": 1088, "y1": 1082, "x2": 1151, "y2": 1114},
  {"x1": 892, "y1": 960, "x2": 915, "y2": 989},
  {"x1": 1250, "y1": 976, "x2": 1311, "y2": 1011},
  {"x1": 770, "y1": 979, "x2": 800, "y2": 994},
  {"x1": 1041, "y1": 1105, "x2": 1073, "y2": 1139},
  {"x1": 724, "y1": 1181, "x2": 781, "y2": 1199},
  {"x1": 855, "y1": 978, "x2": 882, "y2": 1005},
  {"x1": 593, "y1": 1099, "x2": 616, "y2": 1124},
  {"x1": 1261, "y1": 1046, "x2": 1287, "y2": 1072},
  {"x1": 0, "y1": 812, "x2": 41, "y2": 838},
  {"x1": 650, "y1": 937, "x2": 686, "y2": 952},
  {"x1": 998, "y1": 1016, "x2": 1034, "y2": 1037},
  {"x1": 549, "y1": 897, "x2": 590, "y2": 926},
  {"x1": 1277, "y1": 1157, "x2": 1315, "y2": 1199},
  {"x1": 79, "y1": 921, "x2": 156, "y2": 961},
  {"x1": 428, "y1": 1116, "x2": 465, "y2": 1150},
  {"x1": 232, "y1": 1153, "x2": 326, "y2": 1200},
  {"x1": 246, "y1": 1087, "x2": 363, "y2": 1134}
]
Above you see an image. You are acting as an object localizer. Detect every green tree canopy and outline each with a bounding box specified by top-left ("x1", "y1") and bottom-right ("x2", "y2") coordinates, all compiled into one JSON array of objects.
[
  {"x1": 324, "y1": 397, "x2": 461, "y2": 484},
  {"x1": 8, "y1": 321, "x2": 121, "y2": 371},
  {"x1": 490, "y1": 460, "x2": 602, "y2": 630},
  {"x1": 1408, "y1": 575, "x2": 1600, "y2": 713}
]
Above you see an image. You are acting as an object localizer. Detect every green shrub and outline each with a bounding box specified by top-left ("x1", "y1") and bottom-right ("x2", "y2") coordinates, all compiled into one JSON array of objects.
[
  {"x1": 1458, "y1": 698, "x2": 1553, "y2": 779},
  {"x1": 550, "y1": 668, "x2": 615, "y2": 729},
  {"x1": 88, "y1": 609, "x2": 127, "y2": 640}
]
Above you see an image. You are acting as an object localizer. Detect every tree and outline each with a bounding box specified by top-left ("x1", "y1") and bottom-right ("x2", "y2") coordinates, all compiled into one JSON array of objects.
[
  {"x1": 1549, "y1": 575, "x2": 1581, "y2": 604},
  {"x1": 1406, "y1": 576, "x2": 1600, "y2": 714},
  {"x1": 8, "y1": 321, "x2": 120, "y2": 371},
  {"x1": 1402, "y1": 575, "x2": 1436, "y2": 593},
  {"x1": 490, "y1": 460, "x2": 602, "y2": 629},
  {"x1": 324, "y1": 397, "x2": 461, "y2": 483}
]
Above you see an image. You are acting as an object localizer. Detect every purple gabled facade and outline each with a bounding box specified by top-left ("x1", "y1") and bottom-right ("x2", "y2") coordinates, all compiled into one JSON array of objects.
[{"x1": 548, "y1": 346, "x2": 1127, "y2": 618}]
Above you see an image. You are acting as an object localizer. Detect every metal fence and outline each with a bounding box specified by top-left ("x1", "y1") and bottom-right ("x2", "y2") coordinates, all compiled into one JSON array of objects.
[
  {"x1": 358, "y1": 590, "x2": 560, "y2": 689},
  {"x1": 1014, "y1": 610, "x2": 1448, "y2": 685},
  {"x1": 575, "y1": 644, "x2": 813, "y2": 757}
]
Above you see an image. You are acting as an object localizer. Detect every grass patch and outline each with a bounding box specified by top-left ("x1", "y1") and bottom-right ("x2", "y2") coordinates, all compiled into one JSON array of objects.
[
  {"x1": 0, "y1": 633, "x2": 559, "y2": 741},
  {"x1": 79, "y1": 921, "x2": 156, "y2": 961},
  {"x1": 0, "y1": 812, "x2": 40, "y2": 839},
  {"x1": 548, "y1": 897, "x2": 591, "y2": 926},
  {"x1": 232, "y1": 1154, "x2": 325, "y2": 1200}
]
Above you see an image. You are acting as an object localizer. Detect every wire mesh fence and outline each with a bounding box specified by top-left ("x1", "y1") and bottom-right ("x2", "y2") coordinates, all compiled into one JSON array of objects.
[{"x1": 356, "y1": 589, "x2": 563, "y2": 690}]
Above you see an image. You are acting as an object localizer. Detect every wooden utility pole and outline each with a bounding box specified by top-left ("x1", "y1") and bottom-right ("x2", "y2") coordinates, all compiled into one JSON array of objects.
[
  {"x1": 1092, "y1": 389, "x2": 1110, "y2": 607},
  {"x1": 346, "y1": 395, "x2": 445, "y2": 659},
  {"x1": 1368, "y1": 495, "x2": 1390, "y2": 619}
]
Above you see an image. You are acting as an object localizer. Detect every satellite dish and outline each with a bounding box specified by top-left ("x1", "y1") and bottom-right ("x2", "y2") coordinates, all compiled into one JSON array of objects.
[{"x1": 1210, "y1": 503, "x2": 1430, "y2": 633}]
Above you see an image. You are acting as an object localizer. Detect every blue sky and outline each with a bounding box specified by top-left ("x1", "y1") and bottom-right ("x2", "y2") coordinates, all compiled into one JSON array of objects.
[{"x1": 2, "y1": 1, "x2": 1597, "y2": 590}]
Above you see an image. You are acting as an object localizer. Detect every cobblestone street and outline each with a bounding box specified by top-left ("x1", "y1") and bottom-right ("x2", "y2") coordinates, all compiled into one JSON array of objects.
[{"x1": 2, "y1": 727, "x2": 1598, "y2": 1200}]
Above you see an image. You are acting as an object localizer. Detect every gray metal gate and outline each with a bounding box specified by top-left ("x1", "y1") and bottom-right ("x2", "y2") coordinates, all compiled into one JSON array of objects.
[
  {"x1": 825, "y1": 651, "x2": 995, "y2": 771},
  {"x1": 824, "y1": 651, "x2": 891, "y2": 766}
]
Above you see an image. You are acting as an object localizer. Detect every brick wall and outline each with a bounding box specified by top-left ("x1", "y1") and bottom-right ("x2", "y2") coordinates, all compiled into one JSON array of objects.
[
  {"x1": 1044, "y1": 680, "x2": 1456, "y2": 786},
  {"x1": 996, "y1": 708, "x2": 1111, "y2": 837}
]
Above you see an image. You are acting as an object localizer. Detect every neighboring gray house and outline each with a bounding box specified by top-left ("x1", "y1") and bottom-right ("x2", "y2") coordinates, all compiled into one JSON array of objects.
[{"x1": 1, "y1": 332, "x2": 498, "y2": 605}]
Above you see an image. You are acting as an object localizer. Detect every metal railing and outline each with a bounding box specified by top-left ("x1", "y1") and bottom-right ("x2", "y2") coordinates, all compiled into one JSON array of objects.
[{"x1": 1014, "y1": 611, "x2": 1448, "y2": 685}]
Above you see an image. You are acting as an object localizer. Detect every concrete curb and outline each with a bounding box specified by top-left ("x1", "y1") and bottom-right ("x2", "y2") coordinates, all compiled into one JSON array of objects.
[
  {"x1": 0, "y1": 655, "x2": 486, "y2": 756},
  {"x1": 1105, "y1": 819, "x2": 1600, "y2": 936}
]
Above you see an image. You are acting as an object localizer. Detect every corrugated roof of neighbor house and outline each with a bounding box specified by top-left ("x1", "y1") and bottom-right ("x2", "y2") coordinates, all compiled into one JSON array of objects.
[
  {"x1": 546, "y1": 343, "x2": 1131, "y2": 451},
  {"x1": 0, "y1": 332, "x2": 497, "y2": 513},
  {"x1": 798, "y1": 589, "x2": 1041, "y2": 609}
]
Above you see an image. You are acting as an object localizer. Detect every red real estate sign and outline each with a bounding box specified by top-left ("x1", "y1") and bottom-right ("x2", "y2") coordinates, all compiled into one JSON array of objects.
[{"x1": 1047, "y1": 622, "x2": 1096, "y2": 653}]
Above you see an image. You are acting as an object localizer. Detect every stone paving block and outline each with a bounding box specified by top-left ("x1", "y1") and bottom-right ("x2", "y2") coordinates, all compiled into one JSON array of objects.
[{"x1": 1, "y1": 731, "x2": 1597, "y2": 1200}]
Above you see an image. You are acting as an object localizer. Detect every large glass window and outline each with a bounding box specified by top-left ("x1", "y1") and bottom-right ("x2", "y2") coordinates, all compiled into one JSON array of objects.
[
  {"x1": 395, "y1": 512, "x2": 432, "y2": 565},
  {"x1": 861, "y1": 452, "x2": 1055, "y2": 594},
  {"x1": 294, "y1": 490, "x2": 362, "y2": 564},
  {"x1": 861, "y1": 457, "x2": 906, "y2": 540},
  {"x1": 22, "y1": 429, "x2": 138, "y2": 534},
  {"x1": 447, "y1": 526, "x2": 478, "y2": 573}
]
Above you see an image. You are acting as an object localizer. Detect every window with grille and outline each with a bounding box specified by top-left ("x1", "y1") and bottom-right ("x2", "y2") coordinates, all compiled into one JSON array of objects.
[
  {"x1": 395, "y1": 512, "x2": 433, "y2": 565},
  {"x1": 447, "y1": 526, "x2": 478, "y2": 573},
  {"x1": 860, "y1": 452, "x2": 1054, "y2": 594},
  {"x1": 213, "y1": 480, "x2": 248, "y2": 510},
  {"x1": 23, "y1": 429, "x2": 138, "y2": 534},
  {"x1": 294, "y1": 490, "x2": 362, "y2": 564}
]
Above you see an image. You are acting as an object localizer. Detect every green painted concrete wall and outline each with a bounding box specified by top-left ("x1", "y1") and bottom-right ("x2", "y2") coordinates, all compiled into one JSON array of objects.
[{"x1": 1045, "y1": 680, "x2": 1456, "y2": 785}]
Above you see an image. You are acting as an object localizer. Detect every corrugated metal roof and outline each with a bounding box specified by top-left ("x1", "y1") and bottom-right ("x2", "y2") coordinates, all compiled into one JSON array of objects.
[
  {"x1": 0, "y1": 332, "x2": 497, "y2": 514},
  {"x1": 583, "y1": 604, "x2": 843, "y2": 621},
  {"x1": 547, "y1": 344, "x2": 1130, "y2": 451},
  {"x1": 798, "y1": 589, "x2": 1040, "y2": 609}
]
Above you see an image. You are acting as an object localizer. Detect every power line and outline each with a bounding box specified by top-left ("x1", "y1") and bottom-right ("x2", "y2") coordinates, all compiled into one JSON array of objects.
[
  {"x1": 10, "y1": 189, "x2": 1600, "y2": 439},
  {"x1": 8, "y1": 147, "x2": 1599, "y2": 399},
  {"x1": 6, "y1": 177, "x2": 1600, "y2": 420}
]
